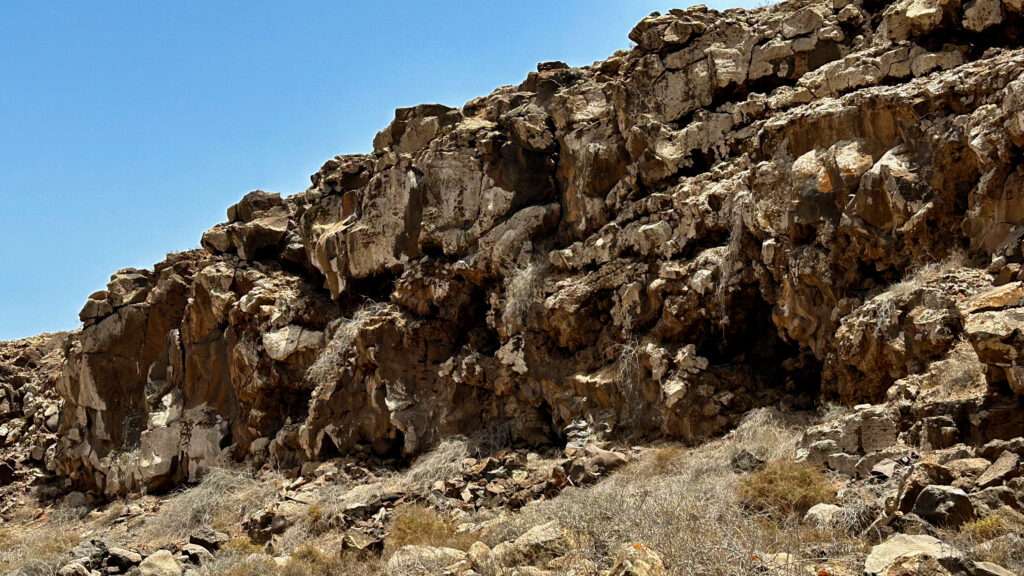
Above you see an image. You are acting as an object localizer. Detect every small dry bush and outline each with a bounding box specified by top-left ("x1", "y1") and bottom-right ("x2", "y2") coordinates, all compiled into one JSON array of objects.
[
  {"x1": 502, "y1": 262, "x2": 546, "y2": 334},
  {"x1": 887, "y1": 250, "x2": 967, "y2": 300},
  {"x1": 141, "y1": 467, "x2": 279, "y2": 545},
  {"x1": 959, "y1": 508, "x2": 1024, "y2": 542},
  {"x1": 954, "y1": 508, "x2": 1024, "y2": 573},
  {"x1": 481, "y1": 409, "x2": 860, "y2": 575},
  {"x1": 402, "y1": 437, "x2": 469, "y2": 493},
  {"x1": 0, "y1": 517, "x2": 81, "y2": 576},
  {"x1": 736, "y1": 460, "x2": 837, "y2": 519},
  {"x1": 285, "y1": 438, "x2": 470, "y2": 547},
  {"x1": 636, "y1": 445, "x2": 685, "y2": 478},
  {"x1": 201, "y1": 544, "x2": 383, "y2": 576},
  {"x1": 385, "y1": 504, "x2": 478, "y2": 558}
]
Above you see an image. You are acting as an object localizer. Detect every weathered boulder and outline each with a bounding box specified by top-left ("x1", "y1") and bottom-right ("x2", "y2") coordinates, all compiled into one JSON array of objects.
[
  {"x1": 139, "y1": 550, "x2": 182, "y2": 576},
  {"x1": 912, "y1": 485, "x2": 976, "y2": 528},
  {"x1": 608, "y1": 543, "x2": 667, "y2": 576},
  {"x1": 386, "y1": 545, "x2": 466, "y2": 576},
  {"x1": 864, "y1": 535, "x2": 963, "y2": 575}
]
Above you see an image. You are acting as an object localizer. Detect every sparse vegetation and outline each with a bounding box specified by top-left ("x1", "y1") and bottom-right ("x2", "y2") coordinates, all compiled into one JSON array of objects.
[
  {"x1": 384, "y1": 504, "x2": 478, "y2": 558},
  {"x1": 736, "y1": 460, "x2": 837, "y2": 519},
  {"x1": 480, "y1": 409, "x2": 861, "y2": 575},
  {"x1": 402, "y1": 437, "x2": 469, "y2": 494},
  {"x1": 0, "y1": 517, "x2": 81, "y2": 576},
  {"x1": 887, "y1": 250, "x2": 968, "y2": 300},
  {"x1": 502, "y1": 261, "x2": 546, "y2": 334},
  {"x1": 200, "y1": 544, "x2": 384, "y2": 576},
  {"x1": 141, "y1": 467, "x2": 280, "y2": 545},
  {"x1": 952, "y1": 507, "x2": 1024, "y2": 572}
]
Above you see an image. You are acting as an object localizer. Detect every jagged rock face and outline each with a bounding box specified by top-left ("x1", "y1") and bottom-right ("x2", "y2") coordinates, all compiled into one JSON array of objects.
[
  {"x1": 0, "y1": 333, "x2": 66, "y2": 509},
  {"x1": 51, "y1": 0, "x2": 1024, "y2": 495}
]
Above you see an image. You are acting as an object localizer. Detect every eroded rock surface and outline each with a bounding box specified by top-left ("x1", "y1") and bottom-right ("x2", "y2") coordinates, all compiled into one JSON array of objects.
[{"x1": 7, "y1": 0, "x2": 1022, "y2": 496}]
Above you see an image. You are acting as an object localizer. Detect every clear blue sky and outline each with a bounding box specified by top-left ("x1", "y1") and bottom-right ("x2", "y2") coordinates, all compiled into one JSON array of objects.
[{"x1": 0, "y1": 1, "x2": 753, "y2": 340}]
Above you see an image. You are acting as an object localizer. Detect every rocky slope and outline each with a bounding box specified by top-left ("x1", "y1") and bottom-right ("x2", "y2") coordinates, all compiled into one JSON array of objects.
[
  {"x1": 49, "y1": 0, "x2": 1024, "y2": 495},
  {"x1": 4, "y1": 0, "x2": 1024, "y2": 573}
]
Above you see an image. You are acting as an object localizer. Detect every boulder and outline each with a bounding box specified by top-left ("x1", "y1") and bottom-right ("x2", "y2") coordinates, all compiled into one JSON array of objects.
[
  {"x1": 492, "y1": 521, "x2": 568, "y2": 567},
  {"x1": 608, "y1": 543, "x2": 667, "y2": 576},
  {"x1": 864, "y1": 535, "x2": 963, "y2": 575},
  {"x1": 975, "y1": 451, "x2": 1021, "y2": 488},
  {"x1": 386, "y1": 545, "x2": 466, "y2": 575},
  {"x1": 139, "y1": 550, "x2": 182, "y2": 576},
  {"x1": 912, "y1": 485, "x2": 976, "y2": 528},
  {"x1": 803, "y1": 503, "x2": 846, "y2": 528}
]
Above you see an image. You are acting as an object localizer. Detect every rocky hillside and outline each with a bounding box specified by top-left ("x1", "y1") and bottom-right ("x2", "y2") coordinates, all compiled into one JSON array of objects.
[{"x1": 4, "y1": 0, "x2": 1024, "y2": 574}]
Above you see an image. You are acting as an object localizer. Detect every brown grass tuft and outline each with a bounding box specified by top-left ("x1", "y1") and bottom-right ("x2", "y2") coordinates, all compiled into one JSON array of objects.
[
  {"x1": 141, "y1": 467, "x2": 280, "y2": 545},
  {"x1": 476, "y1": 409, "x2": 862, "y2": 575},
  {"x1": 736, "y1": 460, "x2": 837, "y2": 519},
  {"x1": 0, "y1": 517, "x2": 81, "y2": 576},
  {"x1": 385, "y1": 504, "x2": 478, "y2": 558}
]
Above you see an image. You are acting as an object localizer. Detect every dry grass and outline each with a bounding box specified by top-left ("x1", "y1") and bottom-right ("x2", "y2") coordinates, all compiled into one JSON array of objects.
[
  {"x1": 140, "y1": 467, "x2": 280, "y2": 545},
  {"x1": 953, "y1": 508, "x2": 1024, "y2": 573},
  {"x1": 736, "y1": 460, "x2": 837, "y2": 519},
  {"x1": 278, "y1": 439, "x2": 472, "y2": 552},
  {"x1": 199, "y1": 542, "x2": 383, "y2": 576},
  {"x1": 0, "y1": 517, "x2": 81, "y2": 576},
  {"x1": 502, "y1": 262, "x2": 546, "y2": 335},
  {"x1": 306, "y1": 302, "x2": 392, "y2": 391},
  {"x1": 479, "y1": 409, "x2": 862, "y2": 575},
  {"x1": 959, "y1": 508, "x2": 1024, "y2": 542},
  {"x1": 615, "y1": 337, "x2": 646, "y2": 425},
  {"x1": 886, "y1": 250, "x2": 967, "y2": 300},
  {"x1": 401, "y1": 437, "x2": 469, "y2": 494},
  {"x1": 384, "y1": 504, "x2": 479, "y2": 558}
]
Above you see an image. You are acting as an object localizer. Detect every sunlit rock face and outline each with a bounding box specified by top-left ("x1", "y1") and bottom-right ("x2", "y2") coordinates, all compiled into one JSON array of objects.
[{"x1": 46, "y1": 0, "x2": 1024, "y2": 495}]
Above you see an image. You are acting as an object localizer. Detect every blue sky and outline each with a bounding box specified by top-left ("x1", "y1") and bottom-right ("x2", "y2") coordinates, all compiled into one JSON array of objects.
[{"x1": 0, "y1": 1, "x2": 753, "y2": 340}]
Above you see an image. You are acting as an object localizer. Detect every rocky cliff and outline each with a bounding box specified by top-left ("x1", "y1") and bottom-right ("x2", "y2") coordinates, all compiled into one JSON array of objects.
[{"x1": 15, "y1": 0, "x2": 1024, "y2": 499}]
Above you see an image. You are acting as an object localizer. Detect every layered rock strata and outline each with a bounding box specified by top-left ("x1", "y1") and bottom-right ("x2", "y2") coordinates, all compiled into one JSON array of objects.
[{"x1": 46, "y1": 0, "x2": 1024, "y2": 495}]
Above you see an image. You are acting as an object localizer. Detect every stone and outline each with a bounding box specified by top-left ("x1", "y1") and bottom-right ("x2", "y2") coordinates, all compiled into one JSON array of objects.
[
  {"x1": 139, "y1": 551, "x2": 182, "y2": 576},
  {"x1": 864, "y1": 535, "x2": 963, "y2": 575},
  {"x1": 180, "y1": 544, "x2": 214, "y2": 566},
  {"x1": 58, "y1": 563, "x2": 91, "y2": 576},
  {"x1": 912, "y1": 485, "x2": 976, "y2": 528},
  {"x1": 386, "y1": 546, "x2": 466, "y2": 575},
  {"x1": 492, "y1": 521, "x2": 568, "y2": 567},
  {"x1": 803, "y1": 503, "x2": 846, "y2": 528},
  {"x1": 963, "y1": 0, "x2": 1003, "y2": 31},
  {"x1": 731, "y1": 449, "x2": 765, "y2": 472},
  {"x1": 9, "y1": 0, "x2": 1024, "y2": 510},
  {"x1": 782, "y1": 7, "x2": 825, "y2": 38},
  {"x1": 608, "y1": 543, "x2": 667, "y2": 576},
  {"x1": 975, "y1": 451, "x2": 1021, "y2": 488},
  {"x1": 107, "y1": 548, "x2": 143, "y2": 566},
  {"x1": 188, "y1": 528, "x2": 229, "y2": 551},
  {"x1": 969, "y1": 561, "x2": 1016, "y2": 576}
]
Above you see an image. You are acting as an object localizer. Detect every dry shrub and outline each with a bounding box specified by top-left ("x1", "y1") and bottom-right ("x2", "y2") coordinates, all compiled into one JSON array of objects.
[
  {"x1": 954, "y1": 508, "x2": 1024, "y2": 573},
  {"x1": 636, "y1": 445, "x2": 685, "y2": 477},
  {"x1": 385, "y1": 504, "x2": 478, "y2": 558},
  {"x1": 285, "y1": 438, "x2": 470, "y2": 548},
  {"x1": 886, "y1": 250, "x2": 968, "y2": 300},
  {"x1": 736, "y1": 460, "x2": 837, "y2": 519},
  {"x1": 480, "y1": 409, "x2": 860, "y2": 576},
  {"x1": 141, "y1": 467, "x2": 280, "y2": 545},
  {"x1": 200, "y1": 541, "x2": 383, "y2": 576},
  {"x1": 402, "y1": 437, "x2": 469, "y2": 493},
  {"x1": 502, "y1": 262, "x2": 546, "y2": 334},
  {"x1": 959, "y1": 508, "x2": 1024, "y2": 542},
  {"x1": 287, "y1": 545, "x2": 383, "y2": 576},
  {"x1": 0, "y1": 517, "x2": 81, "y2": 576}
]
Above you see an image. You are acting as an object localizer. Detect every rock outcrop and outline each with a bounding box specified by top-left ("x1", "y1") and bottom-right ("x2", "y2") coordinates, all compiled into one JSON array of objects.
[
  {"x1": 0, "y1": 333, "x2": 67, "y2": 511},
  {"x1": 22, "y1": 0, "x2": 1024, "y2": 496}
]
